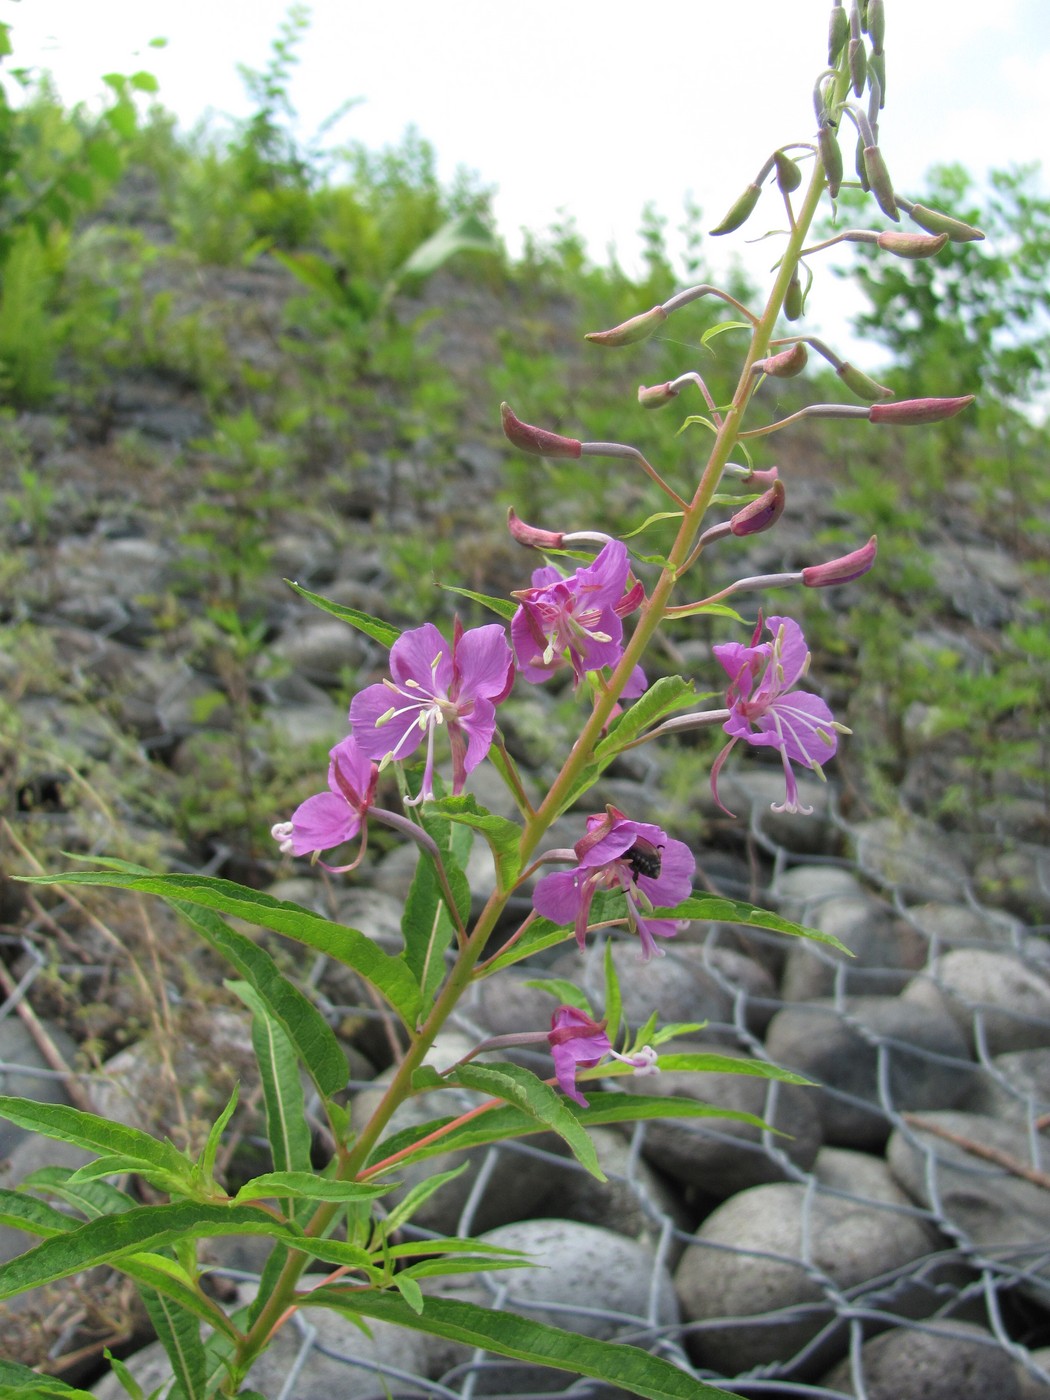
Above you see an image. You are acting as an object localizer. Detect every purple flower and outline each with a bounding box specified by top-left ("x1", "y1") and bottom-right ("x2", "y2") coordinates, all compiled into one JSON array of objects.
[
  {"x1": 511, "y1": 540, "x2": 646, "y2": 693},
  {"x1": 711, "y1": 614, "x2": 844, "y2": 815},
  {"x1": 547, "y1": 1005, "x2": 658, "y2": 1108},
  {"x1": 272, "y1": 735, "x2": 377, "y2": 870},
  {"x1": 349, "y1": 619, "x2": 513, "y2": 802},
  {"x1": 533, "y1": 805, "x2": 695, "y2": 960}
]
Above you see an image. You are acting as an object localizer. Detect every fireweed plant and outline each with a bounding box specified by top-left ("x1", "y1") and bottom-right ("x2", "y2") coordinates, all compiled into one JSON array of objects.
[{"x1": 3, "y1": 5, "x2": 981, "y2": 1397}]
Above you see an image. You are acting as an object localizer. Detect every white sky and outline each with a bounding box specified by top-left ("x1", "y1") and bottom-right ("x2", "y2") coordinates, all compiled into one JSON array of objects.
[{"x1": 4, "y1": 0, "x2": 1048, "y2": 358}]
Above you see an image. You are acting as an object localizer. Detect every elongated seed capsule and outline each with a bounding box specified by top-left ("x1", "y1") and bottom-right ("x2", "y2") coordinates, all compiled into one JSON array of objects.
[
  {"x1": 876, "y1": 230, "x2": 949, "y2": 258},
  {"x1": 818, "y1": 125, "x2": 844, "y2": 198},
  {"x1": 849, "y1": 37, "x2": 867, "y2": 96},
  {"x1": 774, "y1": 151, "x2": 803, "y2": 194},
  {"x1": 837, "y1": 362, "x2": 893, "y2": 400},
  {"x1": 855, "y1": 135, "x2": 870, "y2": 191},
  {"x1": 710, "y1": 182, "x2": 762, "y2": 236},
  {"x1": 637, "y1": 381, "x2": 680, "y2": 409},
  {"x1": 865, "y1": 0, "x2": 885, "y2": 52},
  {"x1": 585, "y1": 305, "x2": 668, "y2": 346},
  {"x1": 803, "y1": 535, "x2": 878, "y2": 586},
  {"x1": 828, "y1": 3, "x2": 849, "y2": 62},
  {"x1": 868, "y1": 395, "x2": 975, "y2": 424},
  {"x1": 500, "y1": 403, "x2": 582, "y2": 457},
  {"x1": 784, "y1": 269, "x2": 804, "y2": 321},
  {"x1": 907, "y1": 203, "x2": 985, "y2": 243},
  {"x1": 754, "y1": 342, "x2": 808, "y2": 377},
  {"x1": 863, "y1": 145, "x2": 898, "y2": 219},
  {"x1": 730, "y1": 480, "x2": 786, "y2": 536},
  {"x1": 868, "y1": 51, "x2": 886, "y2": 107}
]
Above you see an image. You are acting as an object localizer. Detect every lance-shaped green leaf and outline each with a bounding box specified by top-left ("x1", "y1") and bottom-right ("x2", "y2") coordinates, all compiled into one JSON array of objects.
[
  {"x1": 232, "y1": 1171, "x2": 388, "y2": 1206},
  {"x1": 305, "y1": 1290, "x2": 736, "y2": 1400},
  {"x1": 284, "y1": 582, "x2": 401, "y2": 648},
  {"x1": 0, "y1": 1361, "x2": 98, "y2": 1398},
  {"x1": 648, "y1": 895, "x2": 852, "y2": 954},
  {"x1": 0, "y1": 1202, "x2": 378, "y2": 1300},
  {"x1": 438, "y1": 585, "x2": 517, "y2": 621},
  {"x1": 139, "y1": 1285, "x2": 207, "y2": 1400},
  {"x1": 443, "y1": 1062, "x2": 603, "y2": 1180},
  {"x1": 230, "y1": 981, "x2": 313, "y2": 1183},
  {"x1": 0, "y1": 1188, "x2": 78, "y2": 1239},
  {"x1": 0, "y1": 1097, "x2": 193, "y2": 1194},
  {"x1": 428, "y1": 794, "x2": 522, "y2": 893},
  {"x1": 402, "y1": 809, "x2": 472, "y2": 1008},
  {"x1": 395, "y1": 211, "x2": 497, "y2": 281},
  {"x1": 23, "y1": 872, "x2": 422, "y2": 1028},
  {"x1": 21, "y1": 1166, "x2": 136, "y2": 1219}
]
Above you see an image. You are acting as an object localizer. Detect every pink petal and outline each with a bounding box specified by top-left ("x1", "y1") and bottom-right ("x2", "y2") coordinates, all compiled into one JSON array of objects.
[
  {"x1": 289, "y1": 791, "x2": 359, "y2": 856},
  {"x1": 454, "y1": 625, "x2": 514, "y2": 702},
  {"x1": 389, "y1": 623, "x2": 452, "y2": 694},
  {"x1": 350, "y1": 683, "x2": 425, "y2": 762}
]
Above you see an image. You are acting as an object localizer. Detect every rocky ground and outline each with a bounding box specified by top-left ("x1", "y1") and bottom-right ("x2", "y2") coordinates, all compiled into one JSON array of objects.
[{"x1": 2, "y1": 192, "x2": 1050, "y2": 1398}]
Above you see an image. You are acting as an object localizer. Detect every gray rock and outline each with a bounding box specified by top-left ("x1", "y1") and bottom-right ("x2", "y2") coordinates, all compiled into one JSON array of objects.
[
  {"x1": 820, "y1": 1320, "x2": 1021, "y2": 1399},
  {"x1": 900, "y1": 949, "x2": 1050, "y2": 1055},
  {"x1": 559, "y1": 942, "x2": 735, "y2": 1044},
  {"x1": 904, "y1": 899, "x2": 1022, "y2": 951},
  {"x1": 779, "y1": 893, "x2": 923, "y2": 1001},
  {"x1": 955, "y1": 1048, "x2": 1050, "y2": 1127},
  {"x1": 763, "y1": 995, "x2": 973, "y2": 1150},
  {"x1": 1017, "y1": 1346, "x2": 1050, "y2": 1398},
  {"x1": 852, "y1": 816, "x2": 970, "y2": 902},
  {"x1": 675, "y1": 1180, "x2": 941, "y2": 1376},
  {"x1": 977, "y1": 844, "x2": 1050, "y2": 921},
  {"x1": 274, "y1": 617, "x2": 371, "y2": 685},
  {"x1": 624, "y1": 1051, "x2": 823, "y2": 1195},
  {"x1": 887, "y1": 1110, "x2": 1050, "y2": 1302},
  {"x1": 423, "y1": 1218, "x2": 679, "y2": 1394},
  {"x1": 770, "y1": 864, "x2": 864, "y2": 925}
]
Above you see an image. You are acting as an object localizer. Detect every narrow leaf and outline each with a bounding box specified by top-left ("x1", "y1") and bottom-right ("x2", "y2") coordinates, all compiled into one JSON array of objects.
[
  {"x1": 306, "y1": 1290, "x2": 735, "y2": 1400},
  {"x1": 651, "y1": 895, "x2": 852, "y2": 953},
  {"x1": 230, "y1": 982, "x2": 313, "y2": 1179},
  {"x1": 232, "y1": 1172, "x2": 387, "y2": 1206},
  {"x1": 438, "y1": 585, "x2": 517, "y2": 621},
  {"x1": 21, "y1": 1167, "x2": 135, "y2": 1219},
  {"x1": 449, "y1": 1062, "x2": 603, "y2": 1180},
  {"x1": 0, "y1": 1361, "x2": 97, "y2": 1397},
  {"x1": 22, "y1": 872, "x2": 422, "y2": 1029},
  {"x1": 427, "y1": 794, "x2": 522, "y2": 893},
  {"x1": 0, "y1": 1096, "x2": 191, "y2": 1186},
  {"x1": 284, "y1": 581, "x2": 401, "y2": 647},
  {"x1": 0, "y1": 1188, "x2": 77, "y2": 1238},
  {"x1": 139, "y1": 1286, "x2": 207, "y2": 1400},
  {"x1": 402, "y1": 810, "x2": 471, "y2": 1008},
  {"x1": 380, "y1": 1164, "x2": 468, "y2": 1231},
  {"x1": 396, "y1": 212, "x2": 497, "y2": 281}
]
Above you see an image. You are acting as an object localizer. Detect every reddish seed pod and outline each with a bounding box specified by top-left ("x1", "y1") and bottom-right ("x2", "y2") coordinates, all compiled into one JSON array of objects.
[
  {"x1": 869, "y1": 395, "x2": 976, "y2": 425},
  {"x1": 730, "y1": 480, "x2": 786, "y2": 537},
  {"x1": 500, "y1": 403, "x2": 582, "y2": 458},
  {"x1": 755, "y1": 342, "x2": 809, "y2": 378},
  {"x1": 876, "y1": 230, "x2": 950, "y2": 259},
  {"x1": 803, "y1": 535, "x2": 878, "y2": 586},
  {"x1": 584, "y1": 304, "x2": 668, "y2": 347}
]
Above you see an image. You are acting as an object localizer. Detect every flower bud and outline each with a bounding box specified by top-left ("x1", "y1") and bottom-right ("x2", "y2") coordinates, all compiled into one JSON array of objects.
[
  {"x1": 836, "y1": 361, "x2": 893, "y2": 400},
  {"x1": 818, "y1": 125, "x2": 844, "y2": 199},
  {"x1": 864, "y1": 0, "x2": 885, "y2": 53},
  {"x1": 585, "y1": 305, "x2": 668, "y2": 347},
  {"x1": 862, "y1": 145, "x2": 898, "y2": 220},
  {"x1": 710, "y1": 182, "x2": 762, "y2": 236},
  {"x1": 876, "y1": 230, "x2": 949, "y2": 259},
  {"x1": 507, "y1": 508, "x2": 564, "y2": 550},
  {"x1": 855, "y1": 135, "x2": 870, "y2": 192},
  {"x1": 907, "y1": 203, "x2": 985, "y2": 243},
  {"x1": 849, "y1": 37, "x2": 867, "y2": 96},
  {"x1": 774, "y1": 151, "x2": 802, "y2": 194},
  {"x1": 500, "y1": 402, "x2": 582, "y2": 458},
  {"x1": 730, "y1": 479, "x2": 786, "y2": 537},
  {"x1": 754, "y1": 342, "x2": 808, "y2": 378},
  {"x1": 784, "y1": 269, "x2": 804, "y2": 321},
  {"x1": 869, "y1": 395, "x2": 975, "y2": 425},
  {"x1": 828, "y1": 3, "x2": 849, "y2": 62},
  {"x1": 802, "y1": 534, "x2": 878, "y2": 586},
  {"x1": 868, "y1": 51, "x2": 886, "y2": 107},
  {"x1": 637, "y1": 380, "x2": 680, "y2": 409}
]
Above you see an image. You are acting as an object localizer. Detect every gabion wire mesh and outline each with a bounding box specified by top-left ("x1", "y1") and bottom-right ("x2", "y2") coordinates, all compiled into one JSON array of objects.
[{"x1": 3, "y1": 789, "x2": 1050, "y2": 1400}]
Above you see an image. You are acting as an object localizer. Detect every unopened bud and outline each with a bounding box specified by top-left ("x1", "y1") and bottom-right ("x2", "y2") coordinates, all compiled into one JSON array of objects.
[
  {"x1": 855, "y1": 135, "x2": 870, "y2": 192},
  {"x1": 869, "y1": 395, "x2": 975, "y2": 425},
  {"x1": 849, "y1": 37, "x2": 867, "y2": 96},
  {"x1": 585, "y1": 305, "x2": 668, "y2": 347},
  {"x1": 876, "y1": 230, "x2": 948, "y2": 259},
  {"x1": 637, "y1": 381, "x2": 680, "y2": 409},
  {"x1": 863, "y1": 145, "x2": 898, "y2": 220},
  {"x1": 818, "y1": 125, "x2": 844, "y2": 199},
  {"x1": 507, "y1": 508, "x2": 564, "y2": 550},
  {"x1": 865, "y1": 0, "x2": 885, "y2": 53},
  {"x1": 907, "y1": 203, "x2": 985, "y2": 243},
  {"x1": 774, "y1": 151, "x2": 802, "y2": 194},
  {"x1": 828, "y1": 3, "x2": 849, "y2": 62},
  {"x1": 784, "y1": 269, "x2": 804, "y2": 322},
  {"x1": 868, "y1": 51, "x2": 886, "y2": 107},
  {"x1": 741, "y1": 464, "x2": 780, "y2": 487},
  {"x1": 710, "y1": 182, "x2": 762, "y2": 236},
  {"x1": 500, "y1": 402, "x2": 582, "y2": 458},
  {"x1": 754, "y1": 342, "x2": 808, "y2": 378},
  {"x1": 802, "y1": 535, "x2": 878, "y2": 586},
  {"x1": 730, "y1": 479, "x2": 786, "y2": 537},
  {"x1": 837, "y1": 361, "x2": 893, "y2": 401}
]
